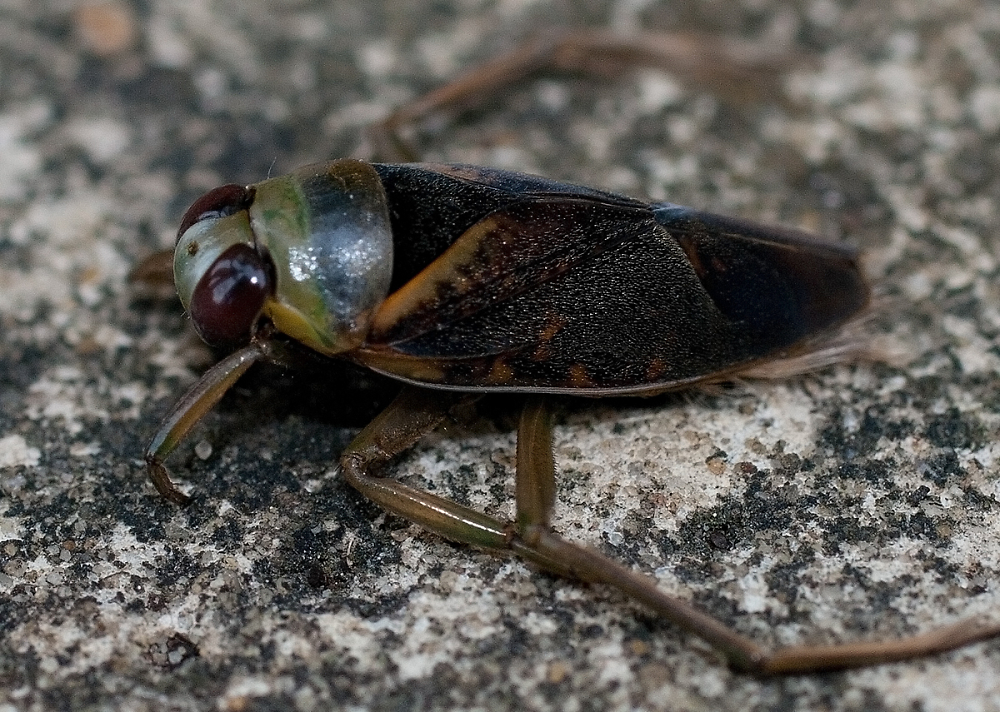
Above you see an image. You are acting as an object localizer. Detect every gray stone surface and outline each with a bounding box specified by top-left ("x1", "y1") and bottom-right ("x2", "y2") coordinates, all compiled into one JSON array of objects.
[{"x1": 2, "y1": 1, "x2": 1000, "y2": 710}]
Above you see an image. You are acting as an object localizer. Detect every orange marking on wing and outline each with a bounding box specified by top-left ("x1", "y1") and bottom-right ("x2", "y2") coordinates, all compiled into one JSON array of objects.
[
  {"x1": 567, "y1": 364, "x2": 595, "y2": 388},
  {"x1": 486, "y1": 359, "x2": 514, "y2": 385},
  {"x1": 645, "y1": 357, "x2": 668, "y2": 381},
  {"x1": 531, "y1": 313, "x2": 567, "y2": 361},
  {"x1": 351, "y1": 349, "x2": 448, "y2": 384},
  {"x1": 369, "y1": 214, "x2": 510, "y2": 342}
]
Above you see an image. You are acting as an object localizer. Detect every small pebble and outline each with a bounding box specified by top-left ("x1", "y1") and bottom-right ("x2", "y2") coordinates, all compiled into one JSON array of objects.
[
  {"x1": 195, "y1": 440, "x2": 213, "y2": 460},
  {"x1": 75, "y1": 2, "x2": 138, "y2": 56}
]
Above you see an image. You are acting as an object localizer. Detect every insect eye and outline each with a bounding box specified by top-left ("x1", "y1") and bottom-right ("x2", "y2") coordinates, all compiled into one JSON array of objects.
[
  {"x1": 189, "y1": 243, "x2": 272, "y2": 347},
  {"x1": 176, "y1": 184, "x2": 255, "y2": 242}
]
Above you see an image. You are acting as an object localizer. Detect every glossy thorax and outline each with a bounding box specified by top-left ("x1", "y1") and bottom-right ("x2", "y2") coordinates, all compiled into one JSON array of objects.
[{"x1": 174, "y1": 159, "x2": 393, "y2": 355}]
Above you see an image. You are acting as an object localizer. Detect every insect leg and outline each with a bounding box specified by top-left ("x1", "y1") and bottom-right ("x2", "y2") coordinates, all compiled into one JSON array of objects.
[
  {"x1": 340, "y1": 387, "x2": 513, "y2": 550},
  {"x1": 515, "y1": 398, "x2": 555, "y2": 532},
  {"x1": 129, "y1": 248, "x2": 175, "y2": 287},
  {"x1": 342, "y1": 392, "x2": 768, "y2": 666},
  {"x1": 145, "y1": 342, "x2": 266, "y2": 504},
  {"x1": 367, "y1": 30, "x2": 794, "y2": 161},
  {"x1": 509, "y1": 397, "x2": 771, "y2": 670},
  {"x1": 509, "y1": 399, "x2": 1000, "y2": 674},
  {"x1": 751, "y1": 618, "x2": 1000, "y2": 674},
  {"x1": 339, "y1": 388, "x2": 579, "y2": 575},
  {"x1": 343, "y1": 393, "x2": 1000, "y2": 672}
]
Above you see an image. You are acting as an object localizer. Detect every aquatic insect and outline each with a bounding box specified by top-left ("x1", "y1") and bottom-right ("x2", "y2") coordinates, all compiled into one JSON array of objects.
[{"x1": 140, "y1": 31, "x2": 1000, "y2": 674}]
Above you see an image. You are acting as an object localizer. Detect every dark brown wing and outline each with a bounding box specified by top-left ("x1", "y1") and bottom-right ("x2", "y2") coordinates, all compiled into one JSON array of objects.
[
  {"x1": 355, "y1": 165, "x2": 868, "y2": 394},
  {"x1": 653, "y1": 203, "x2": 868, "y2": 357},
  {"x1": 372, "y1": 162, "x2": 647, "y2": 290}
]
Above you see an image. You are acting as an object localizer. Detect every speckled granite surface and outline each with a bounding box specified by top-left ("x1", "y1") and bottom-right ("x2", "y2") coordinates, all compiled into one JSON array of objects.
[{"x1": 3, "y1": 1, "x2": 1000, "y2": 710}]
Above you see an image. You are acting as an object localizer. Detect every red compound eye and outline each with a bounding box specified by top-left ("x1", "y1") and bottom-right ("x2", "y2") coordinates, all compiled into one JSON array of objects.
[
  {"x1": 176, "y1": 184, "x2": 255, "y2": 242},
  {"x1": 189, "y1": 243, "x2": 271, "y2": 347}
]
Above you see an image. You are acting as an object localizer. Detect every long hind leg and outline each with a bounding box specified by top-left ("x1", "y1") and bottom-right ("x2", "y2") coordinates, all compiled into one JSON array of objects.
[
  {"x1": 341, "y1": 390, "x2": 1000, "y2": 674},
  {"x1": 366, "y1": 29, "x2": 795, "y2": 161}
]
